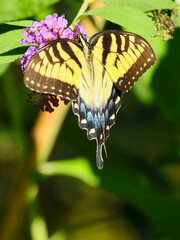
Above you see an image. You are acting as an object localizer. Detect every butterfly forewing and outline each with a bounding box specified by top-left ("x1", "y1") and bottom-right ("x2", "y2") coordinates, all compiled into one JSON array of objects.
[
  {"x1": 24, "y1": 39, "x2": 84, "y2": 100},
  {"x1": 90, "y1": 30, "x2": 156, "y2": 93}
]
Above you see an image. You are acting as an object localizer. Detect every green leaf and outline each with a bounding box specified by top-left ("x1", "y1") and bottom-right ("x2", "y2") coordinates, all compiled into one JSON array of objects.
[
  {"x1": 0, "y1": 29, "x2": 24, "y2": 55},
  {"x1": 0, "y1": 0, "x2": 59, "y2": 22},
  {"x1": 0, "y1": 54, "x2": 22, "y2": 64},
  {"x1": 4, "y1": 20, "x2": 33, "y2": 27},
  {"x1": 102, "y1": 0, "x2": 179, "y2": 11},
  {"x1": 0, "y1": 47, "x2": 27, "y2": 64},
  {"x1": 87, "y1": 5, "x2": 156, "y2": 37},
  {"x1": 37, "y1": 158, "x2": 100, "y2": 187}
]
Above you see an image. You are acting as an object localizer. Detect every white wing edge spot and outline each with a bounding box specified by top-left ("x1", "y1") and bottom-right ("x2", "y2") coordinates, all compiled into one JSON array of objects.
[
  {"x1": 110, "y1": 114, "x2": 115, "y2": 120},
  {"x1": 74, "y1": 103, "x2": 79, "y2": 109},
  {"x1": 89, "y1": 128, "x2": 96, "y2": 135},
  {"x1": 81, "y1": 119, "x2": 87, "y2": 124}
]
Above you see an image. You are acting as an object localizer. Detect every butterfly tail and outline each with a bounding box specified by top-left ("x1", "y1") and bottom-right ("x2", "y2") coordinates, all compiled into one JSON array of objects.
[
  {"x1": 96, "y1": 141, "x2": 104, "y2": 170},
  {"x1": 72, "y1": 86, "x2": 121, "y2": 169}
]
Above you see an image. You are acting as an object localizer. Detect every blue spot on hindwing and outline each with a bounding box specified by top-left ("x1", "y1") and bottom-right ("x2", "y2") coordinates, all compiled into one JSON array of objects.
[
  {"x1": 80, "y1": 102, "x2": 86, "y2": 114},
  {"x1": 87, "y1": 111, "x2": 93, "y2": 122}
]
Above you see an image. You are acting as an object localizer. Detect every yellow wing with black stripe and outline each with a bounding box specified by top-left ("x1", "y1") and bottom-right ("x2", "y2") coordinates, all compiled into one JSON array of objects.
[
  {"x1": 90, "y1": 30, "x2": 156, "y2": 92},
  {"x1": 24, "y1": 39, "x2": 84, "y2": 100}
]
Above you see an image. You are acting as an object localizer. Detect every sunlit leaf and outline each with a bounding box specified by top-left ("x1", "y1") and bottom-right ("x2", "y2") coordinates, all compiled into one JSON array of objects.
[
  {"x1": 87, "y1": 5, "x2": 156, "y2": 36},
  {"x1": 4, "y1": 20, "x2": 33, "y2": 27},
  {"x1": 37, "y1": 158, "x2": 100, "y2": 187},
  {"x1": 102, "y1": 0, "x2": 179, "y2": 11},
  {"x1": 0, "y1": 29, "x2": 24, "y2": 55},
  {"x1": 0, "y1": 0, "x2": 59, "y2": 22}
]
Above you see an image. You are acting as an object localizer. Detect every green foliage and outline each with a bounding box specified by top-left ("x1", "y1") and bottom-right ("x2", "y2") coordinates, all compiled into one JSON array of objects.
[
  {"x1": 102, "y1": 0, "x2": 179, "y2": 12},
  {"x1": 152, "y1": 29, "x2": 180, "y2": 124},
  {"x1": 0, "y1": 0, "x2": 59, "y2": 22},
  {"x1": 3, "y1": 20, "x2": 33, "y2": 27},
  {"x1": 0, "y1": 1, "x2": 180, "y2": 240},
  {"x1": 87, "y1": 5, "x2": 156, "y2": 37},
  {"x1": 0, "y1": 22, "x2": 33, "y2": 64},
  {"x1": 0, "y1": 29, "x2": 26, "y2": 55}
]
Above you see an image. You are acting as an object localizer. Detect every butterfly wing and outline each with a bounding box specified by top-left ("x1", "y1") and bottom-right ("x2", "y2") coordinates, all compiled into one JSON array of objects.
[
  {"x1": 24, "y1": 39, "x2": 84, "y2": 100},
  {"x1": 89, "y1": 30, "x2": 156, "y2": 92}
]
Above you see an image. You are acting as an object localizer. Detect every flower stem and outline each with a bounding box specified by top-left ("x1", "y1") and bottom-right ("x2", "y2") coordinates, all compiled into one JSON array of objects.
[{"x1": 69, "y1": 0, "x2": 95, "y2": 28}]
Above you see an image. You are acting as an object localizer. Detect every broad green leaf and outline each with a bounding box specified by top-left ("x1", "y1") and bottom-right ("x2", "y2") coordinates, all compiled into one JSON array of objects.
[
  {"x1": 102, "y1": 0, "x2": 179, "y2": 11},
  {"x1": 4, "y1": 20, "x2": 33, "y2": 27},
  {"x1": 87, "y1": 6, "x2": 156, "y2": 37},
  {"x1": 0, "y1": 0, "x2": 59, "y2": 22},
  {"x1": 37, "y1": 158, "x2": 100, "y2": 187},
  {"x1": 0, "y1": 29, "x2": 24, "y2": 55},
  {"x1": 0, "y1": 54, "x2": 22, "y2": 64},
  {"x1": 0, "y1": 47, "x2": 27, "y2": 64}
]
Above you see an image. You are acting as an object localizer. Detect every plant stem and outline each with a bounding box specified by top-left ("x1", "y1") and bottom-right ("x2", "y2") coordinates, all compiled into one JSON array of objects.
[{"x1": 69, "y1": 0, "x2": 95, "y2": 28}]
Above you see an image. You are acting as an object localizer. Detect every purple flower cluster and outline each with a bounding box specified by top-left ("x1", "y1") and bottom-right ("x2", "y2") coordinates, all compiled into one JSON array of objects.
[
  {"x1": 21, "y1": 13, "x2": 87, "y2": 112},
  {"x1": 20, "y1": 13, "x2": 87, "y2": 73}
]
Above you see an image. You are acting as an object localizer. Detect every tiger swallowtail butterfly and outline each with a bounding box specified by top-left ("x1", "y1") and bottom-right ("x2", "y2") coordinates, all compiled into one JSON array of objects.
[{"x1": 24, "y1": 30, "x2": 156, "y2": 169}]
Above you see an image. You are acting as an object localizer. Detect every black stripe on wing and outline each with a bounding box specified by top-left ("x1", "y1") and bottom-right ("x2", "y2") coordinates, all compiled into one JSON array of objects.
[
  {"x1": 24, "y1": 38, "x2": 83, "y2": 100},
  {"x1": 89, "y1": 30, "x2": 156, "y2": 93}
]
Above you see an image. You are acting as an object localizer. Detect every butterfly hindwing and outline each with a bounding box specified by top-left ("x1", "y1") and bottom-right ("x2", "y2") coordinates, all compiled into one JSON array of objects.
[
  {"x1": 90, "y1": 30, "x2": 156, "y2": 93},
  {"x1": 72, "y1": 54, "x2": 121, "y2": 169},
  {"x1": 24, "y1": 39, "x2": 85, "y2": 100}
]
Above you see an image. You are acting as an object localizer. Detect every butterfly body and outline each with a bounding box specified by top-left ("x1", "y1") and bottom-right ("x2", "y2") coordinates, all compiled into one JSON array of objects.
[{"x1": 24, "y1": 30, "x2": 156, "y2": 169}]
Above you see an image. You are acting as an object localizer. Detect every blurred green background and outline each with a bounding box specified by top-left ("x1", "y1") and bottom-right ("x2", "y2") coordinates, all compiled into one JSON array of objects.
[{"x1": 1, "y1": 0, "x2": 180, "y2": 240}]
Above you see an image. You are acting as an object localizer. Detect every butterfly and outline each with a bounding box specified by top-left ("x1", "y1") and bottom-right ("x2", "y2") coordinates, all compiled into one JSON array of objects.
[{"x1": 24, "y1": 30, "x2": 156, "y2": 169}]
